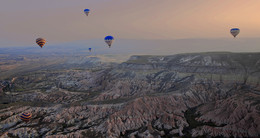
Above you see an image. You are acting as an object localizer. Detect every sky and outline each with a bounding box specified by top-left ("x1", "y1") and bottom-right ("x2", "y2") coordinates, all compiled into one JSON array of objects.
[{"x1": 0, "y1": 0, "x2": 260, "y2": 48}]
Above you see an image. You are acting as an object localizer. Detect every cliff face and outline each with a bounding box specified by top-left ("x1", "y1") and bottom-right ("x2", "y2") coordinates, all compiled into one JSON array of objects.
[
  {"x1": 121, "y1": 52, "x2": 260, "y2": 74},
  {"x1": 0, "y1": 52, "x2": 260, "y2": 137}
]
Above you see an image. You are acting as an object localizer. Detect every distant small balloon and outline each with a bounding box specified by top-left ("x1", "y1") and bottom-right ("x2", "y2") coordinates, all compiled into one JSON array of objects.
[
  {"x1": 20, "y1": 113, "x2": 32, "y2": 122},
  {"x1": 104, "y1": 36, "x2": 114, "y2": 48},
  {"x1": 36, "y1": 38, "x2": 46, "y2": 48},
  {"x1": 84, "y1": 9, "x2": 90, "y2": 16},
  {"x1": 230, "y1": 28, "x2": 240, "y2": 38}
]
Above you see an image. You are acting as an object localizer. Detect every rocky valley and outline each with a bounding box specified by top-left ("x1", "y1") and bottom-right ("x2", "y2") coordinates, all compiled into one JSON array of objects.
[{"x1": 0, "y1": 52, "x2": 260, "y2": 137}]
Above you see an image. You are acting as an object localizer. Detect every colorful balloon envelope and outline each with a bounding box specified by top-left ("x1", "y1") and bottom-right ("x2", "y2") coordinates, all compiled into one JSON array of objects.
[
  {"x1": 84, "y1": 9, "x2": 90, "y2": 16},
  {"x1": 104, "y1": 36, "x2": 114, "y2": 48},
  {"x1": 230, "y1": 28, "x2": 240, "y2": 38},
  {"x1": 20, "y1": 113, "x2": 32, "y2": 122},
  {"x1": 36, "y1": 38, "x2": 46, "y2": 48}
]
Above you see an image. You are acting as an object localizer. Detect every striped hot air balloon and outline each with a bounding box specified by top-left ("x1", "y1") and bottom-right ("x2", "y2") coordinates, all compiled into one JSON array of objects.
[
  {"x1": 20, "y1": 113, "x2": 32, "y2": 122},
  {"x1": 36, "y1": 38, "x2": 46, "y2": 48},
  {"x1": 104, "y1": 36, "x2": 114, "y2": 48}
]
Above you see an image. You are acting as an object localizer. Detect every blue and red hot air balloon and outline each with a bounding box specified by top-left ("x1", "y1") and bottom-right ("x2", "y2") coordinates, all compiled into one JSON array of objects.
[
  {"x1": 84, "y1": 9, "x2": 90, "y2": 16},
  {"x1": 104, "y1": 36, "x2": 114, "y2": 48}
]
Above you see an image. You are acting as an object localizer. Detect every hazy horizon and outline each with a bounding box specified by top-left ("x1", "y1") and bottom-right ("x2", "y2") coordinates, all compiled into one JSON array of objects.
[{"x1": 1, "y1": 38, "x2": 260, "y2": 56}]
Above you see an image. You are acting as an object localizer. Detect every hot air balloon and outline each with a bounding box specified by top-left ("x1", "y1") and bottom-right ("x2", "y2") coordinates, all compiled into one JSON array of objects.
[
  {"x1": 20, "y1": 113, "x2": 32, "y2": 122},
  {"x1": 104, "y1": 36, "x2": 114, "y2": 48},
  {"x1": 36, "y1": 38, "x2": 46, "y2": 48},
  {"x1": 89, "y1": 48, "x2": 92, "y2": 52},
  {"x1": 84, "y1": 9, "x2": 90, "y2": 16},
  {"x1": 230, "y1": 28, "x2": 240, "y2": 38}
]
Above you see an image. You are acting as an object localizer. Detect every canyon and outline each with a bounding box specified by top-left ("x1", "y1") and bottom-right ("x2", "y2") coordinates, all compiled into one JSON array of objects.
[{"x1": 0, "y1": 52, "x2": 260, "y2": 137}]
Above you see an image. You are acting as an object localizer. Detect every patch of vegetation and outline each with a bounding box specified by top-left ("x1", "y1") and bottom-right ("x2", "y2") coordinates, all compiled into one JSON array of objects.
[
  {"x1": 183, "y1": 106, "x2": 226, "y2": 137},
  {"x1": 256, "y1": 105, "x2": 260, "y2": 112},
  {"x1": 90, "y1": 68, "x2": 104, "y2": 72},
  {"x1": 14, "y1": 88, "x2": 25, "y2": 92},
  {"x1": 0, "y1": 101, "x2": 52, "y2": 110},
  {"x1": 81, "y1": 130, "x2": 103, "y2": 138},
  {"x1": 89, "y1": 97, "x2": 132, "y2": 105},
  {"x1": 177, "y1": 72, "x2": 260, "y2": 84},
  {"x1": 184, "y1": 107, "x2": 204, "y2": 129},
  {"x1": 250, "y1": 100, "x2": 260, "y2": 106},
  {"x1": 120, "y1": 125, "x2": 148, "y2": 138},
  {"x1": 6, "y1": 133, "x2": 19, "y2": 138},
  {"x1": 72, "y1": 68, "x2": 86, "y2": 71},
  {"x1": 124, "y1": 55, "x2": 153, "y2": 64},
  {"x1": 68, "y1": 91, "x2": 103, "y2": 106}
]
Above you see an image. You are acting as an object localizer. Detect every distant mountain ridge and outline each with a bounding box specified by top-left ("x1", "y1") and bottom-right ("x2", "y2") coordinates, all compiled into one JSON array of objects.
[{"x1": 123, "y1": 52, "x2": 260, "y2": 71}]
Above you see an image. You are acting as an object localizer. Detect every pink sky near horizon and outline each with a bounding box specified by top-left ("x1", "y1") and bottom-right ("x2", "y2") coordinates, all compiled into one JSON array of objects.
[{"x1": 0, "y1": 0, "x2": 260, "y2": 46}]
